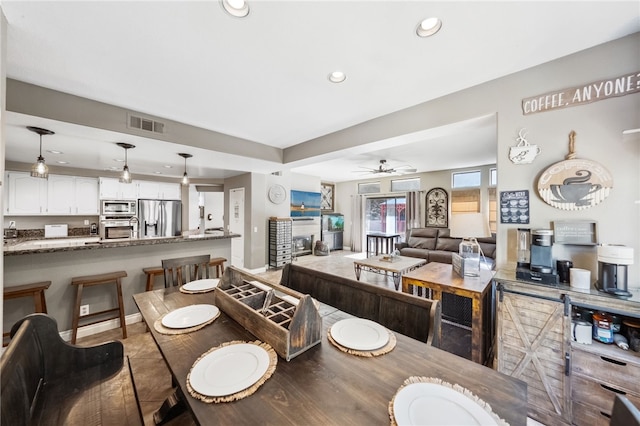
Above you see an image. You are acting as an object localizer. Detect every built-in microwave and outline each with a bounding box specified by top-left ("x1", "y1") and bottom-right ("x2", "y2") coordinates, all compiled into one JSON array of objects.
[
  {"x1": 99, "y1": 219, "x2": 134, "y2": 240},
  {"x1": 101, "y1": 200, "x2": 137, "y2": 216}
]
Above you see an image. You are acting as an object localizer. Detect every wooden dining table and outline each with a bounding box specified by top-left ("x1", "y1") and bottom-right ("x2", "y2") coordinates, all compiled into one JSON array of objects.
[{"x1": 133, "y1": 287, "x2": 527, "y2": 425}]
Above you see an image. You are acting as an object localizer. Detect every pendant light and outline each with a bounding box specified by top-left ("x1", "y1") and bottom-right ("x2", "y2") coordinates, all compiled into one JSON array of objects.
[
  {"x1": 178, "y1": 153, "x2": 193, "y2": 185},
  {"x1": 28, "y1": 126, "x2": 55, "y2": 179},
  {"x1": 117, "y1": 142, "x2": 136, "y2": 184}
]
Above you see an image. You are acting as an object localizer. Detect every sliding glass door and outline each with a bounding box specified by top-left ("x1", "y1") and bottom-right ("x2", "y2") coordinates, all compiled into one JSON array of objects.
[{"x1": 364, "y1": 196, "x2": 406, "y2": 241}]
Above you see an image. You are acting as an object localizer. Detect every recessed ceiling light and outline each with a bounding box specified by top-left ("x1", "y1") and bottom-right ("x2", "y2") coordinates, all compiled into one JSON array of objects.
[
  {"x1": 114, "y1": 158, "x2": 125, "y2": 163},
  {"x1": 328, "y1": 71, "x2": 346, "y2": 83},
  {"x1": 56, "y1": 160, "x2": 69, "y2": 164},
  {"x1": 47, "y1": 150, "x2": 63, "y2": 154},
  {"x1": 416, "y1": 17, "x2": 442, "y2": 37},
  {"x1": 163, "y1": 165, "x2": 173, "y2": 169},
  {"x1": 221, "y1": 0, "x2": 249, "y2": 18},
  {"x1": 154, "y1": 171, "x2": 163, "y2": 175}
]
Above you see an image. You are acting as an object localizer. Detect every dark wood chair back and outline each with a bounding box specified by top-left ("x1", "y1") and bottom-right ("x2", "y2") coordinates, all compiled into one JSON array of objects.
[
  {"x1": 1, "y1": 314, "x2": 135, "y2": 426},
  {"x1": 610, "y1": 395, "x2": 640, "y2": 426},
  {"x1": 161, "y1": 254, "x2": 211, "y2": 287},
  {"x1": 279, "y1": 263, "x2": 441, "y2": 347}
]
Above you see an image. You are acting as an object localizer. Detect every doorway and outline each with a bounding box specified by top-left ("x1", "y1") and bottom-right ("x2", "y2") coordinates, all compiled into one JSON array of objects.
[
  {"x1": 364, "y1": 196, "x2": 406, "y2": 241},
  {"x1": 229, "y1": 188, "x2": 245, "y2": 268}
]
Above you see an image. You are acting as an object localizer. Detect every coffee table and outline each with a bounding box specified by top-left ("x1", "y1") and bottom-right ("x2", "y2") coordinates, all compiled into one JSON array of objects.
[
  {"x1": 353, "y1": 255, "x2": 426, "y2": 290},
  {"x1": 401, "y1": 262, "x2": 495, "y2": 365}
]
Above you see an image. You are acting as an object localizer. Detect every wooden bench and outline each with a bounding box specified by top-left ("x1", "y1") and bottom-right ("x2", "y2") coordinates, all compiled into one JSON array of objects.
[
  {"x1": 0, "y1": 313, "x2": 142, "y2": 426},
  {"x1": 279, "y1": 263, "x2": 441, "y2": 347}
]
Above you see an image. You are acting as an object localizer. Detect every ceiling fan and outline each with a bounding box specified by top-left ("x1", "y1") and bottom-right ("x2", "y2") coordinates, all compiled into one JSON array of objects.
[{"x1": 354, "y1": 159, "x2": 417, "y2": 175}]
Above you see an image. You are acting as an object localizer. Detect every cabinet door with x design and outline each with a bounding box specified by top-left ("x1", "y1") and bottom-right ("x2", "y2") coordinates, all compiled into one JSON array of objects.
[{"x1": 495, "y1": 282, "x2": 572, "y2": 426}]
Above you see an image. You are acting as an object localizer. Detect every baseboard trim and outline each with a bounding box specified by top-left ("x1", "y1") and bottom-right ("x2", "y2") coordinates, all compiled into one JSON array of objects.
[{"x1": 60, "y1": 313, "x2": 143, "y2": 342}]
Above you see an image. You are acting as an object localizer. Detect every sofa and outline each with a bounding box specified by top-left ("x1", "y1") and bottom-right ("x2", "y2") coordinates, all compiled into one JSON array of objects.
[{"x1": 395, "y1": 227, "x2": 497, "y2": 270}]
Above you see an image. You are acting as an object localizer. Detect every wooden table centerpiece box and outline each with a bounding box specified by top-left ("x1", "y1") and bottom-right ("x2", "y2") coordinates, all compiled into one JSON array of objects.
[{"x1": 214, "y1": 266, "x2": 322, "y2": 361}]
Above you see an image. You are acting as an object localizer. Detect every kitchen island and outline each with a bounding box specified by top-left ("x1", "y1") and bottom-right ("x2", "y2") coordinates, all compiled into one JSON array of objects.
[{"x1": 3, "y1": 231, "x2": 240, "y2": 339}]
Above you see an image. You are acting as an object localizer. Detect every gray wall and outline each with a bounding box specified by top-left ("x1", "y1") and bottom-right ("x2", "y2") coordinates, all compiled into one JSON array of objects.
[
  {"x1": 4, "y1": 239, "x2": 232, "y2": 334},
  {"x1": 307, "y1": 33, "x2": 640, "y2": 287}
]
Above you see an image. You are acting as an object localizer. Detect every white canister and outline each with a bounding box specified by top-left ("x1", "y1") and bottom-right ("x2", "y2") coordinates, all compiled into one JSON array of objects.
[
  {"x1": 570, "y1": 268, "x2": 591, "y2": 290},
  {"x1": 573, "y1": 321, "x2": 593, "y2": 344}
]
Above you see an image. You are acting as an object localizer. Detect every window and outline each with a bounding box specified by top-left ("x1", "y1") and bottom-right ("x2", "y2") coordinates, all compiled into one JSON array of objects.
[
  {"x1": 391, "y1": 177, "x2": 420, "y2": 192},
  {"x1": 451, "y1": 189, "x2": 480, "y2": 213},
  {"x1": 489, "y1": 168, "x2": 497, "y2": 186},
  {"x1": 358, "y1": 182, "x2": 380, "y2": 194},
  {"x1": 488, "y1": 187, "x2": 497, "y2": 233},
  {"x1": 452, "y1": 170, "x2": 481, "y2": 188},
  {"x1": 365, "y1": 196, "x2": 406, "y2": 241}
]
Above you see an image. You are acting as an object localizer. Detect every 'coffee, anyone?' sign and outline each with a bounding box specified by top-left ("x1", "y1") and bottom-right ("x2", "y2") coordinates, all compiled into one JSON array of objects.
[{"x1": 522, "y1": 71, "x2": 640, "y2": 115}]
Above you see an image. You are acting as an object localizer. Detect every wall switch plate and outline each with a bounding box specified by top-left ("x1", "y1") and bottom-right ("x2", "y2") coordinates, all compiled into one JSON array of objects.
[
  {"x1": 9, "y1": 221, "x2": 16, "y2": 228},
  {"x1": 80, "y1": 304, "x2": 89, "y2": 316},
  {"x1": 84, "y1": 219, "x2": 90, "y2": 225}
]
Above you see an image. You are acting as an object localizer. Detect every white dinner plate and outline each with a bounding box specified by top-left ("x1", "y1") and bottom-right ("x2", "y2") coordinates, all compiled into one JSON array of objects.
[
  {"x1": 182, "y1": 278, "x2": 220, "y2": 292},
  {"x1": 161, "y1": 304, "x2": 219, "y2": 329},
  {"x1": 393, "y1": 382, "x2": 499, "y2": 426},
  {"x1": 189, "y1": 343, "x2": 270, "y2": 397},
  {"x1": 330, "y1": 318, "x2": 389, "y2": 351}
]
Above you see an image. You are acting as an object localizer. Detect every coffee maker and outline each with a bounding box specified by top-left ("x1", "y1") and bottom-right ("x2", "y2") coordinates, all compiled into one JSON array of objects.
[
  {"x1": 516, "y1": 229, "x2": 559, "y2": 285},
  {"x1": 596, "y1": 244, "x2": 633, "y2": 297}
]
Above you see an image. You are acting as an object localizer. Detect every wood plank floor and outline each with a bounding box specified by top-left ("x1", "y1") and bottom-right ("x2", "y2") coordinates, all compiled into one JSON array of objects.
[{"x1": 77, "y1": 250, "x2": 472, "y2": 426}]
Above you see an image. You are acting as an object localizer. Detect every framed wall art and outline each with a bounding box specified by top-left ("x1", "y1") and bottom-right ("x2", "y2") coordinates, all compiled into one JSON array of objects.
[
  {"x1": 426, "y1": 187, "x2": 448, "y2": 227},
  {"x1": 500, "y1": 190, "x2": 529, "y2": 224},
  {"x1": 320, "y1": 183, "x2": 335, "y2": 212}
]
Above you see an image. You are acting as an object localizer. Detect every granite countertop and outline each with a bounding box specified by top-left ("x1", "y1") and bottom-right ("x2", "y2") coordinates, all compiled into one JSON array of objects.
[{"x1": 3, "y1": 231, "x2": 241, "y2": 256}]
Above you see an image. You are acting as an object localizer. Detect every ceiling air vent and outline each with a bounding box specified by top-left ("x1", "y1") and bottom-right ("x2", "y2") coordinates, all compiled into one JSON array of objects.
[{"x1": 128, "y1": 113, "x2": 165, "y2": 134}]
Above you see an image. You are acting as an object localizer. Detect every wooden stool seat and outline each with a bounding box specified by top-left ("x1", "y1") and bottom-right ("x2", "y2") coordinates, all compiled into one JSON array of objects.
[
  {"x1": 3, "y1": 281, "x2": 51, "y2": 346},
  {"x1": 209, "y1": 257, "x2": 227, "y2": 279},
  {"x1": 143, "y1": 257, "x2": 227, "y2": 292},
  {"x1": 70, "y1": 271, "x2": 127, "y2": 344}
]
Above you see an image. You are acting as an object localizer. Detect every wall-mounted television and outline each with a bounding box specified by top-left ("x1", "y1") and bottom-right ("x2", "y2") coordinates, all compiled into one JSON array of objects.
[{"x1": 290, "y1": 190, "x2": 321, "y2": 217}]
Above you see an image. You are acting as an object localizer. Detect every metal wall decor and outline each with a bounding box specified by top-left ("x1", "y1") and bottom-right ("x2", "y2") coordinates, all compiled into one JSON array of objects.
[
  {"x1": 426, "y1": 187, "x2": 448, "y2": 227},
  {"x1": 509, "y1": 128, "x2": 541, "y2": 164},
  {"x1": 537, "y1": 131, "x2": 613, "y2": 211}
]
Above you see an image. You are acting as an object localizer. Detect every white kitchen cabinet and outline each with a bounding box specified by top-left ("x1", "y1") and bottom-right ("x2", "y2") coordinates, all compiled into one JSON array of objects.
[
  {"x1": 8, "y1": 174, "x2": 99, "y2": 216},
  {"x1": 137, "y1": 180, "x2": 161, "y2": 199},
  {"x1": 74, "y1": 177, "x2": 99, "y2": 214},
  {"x1": 99, "y1": 177, "x2": 137, "y2": 200},
  {"x1": 48, "y1": 175, "x2": 99, "y2": 215},
  {"x1": 160, "y1": 182, "x2": 181, "y2": 200},
  {"x1": 137, "y1": 180, "x2": 181, "y2": 200},
  {"x1": 5, "y1": 172, "x2": 48, "y2": 215},
  {"x1": 47, "y1": 175, "x2": 76, "y2": 214}
]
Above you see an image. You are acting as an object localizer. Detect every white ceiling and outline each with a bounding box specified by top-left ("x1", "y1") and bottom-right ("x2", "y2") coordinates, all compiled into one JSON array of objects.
[{"x1": 1, "y1": 1, "x2": 638, "y2": 182}]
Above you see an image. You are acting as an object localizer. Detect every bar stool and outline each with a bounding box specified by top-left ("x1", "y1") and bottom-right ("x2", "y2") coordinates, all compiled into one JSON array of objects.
[
  {"x1": 142, "y1": 257, "x2": 227, "y2": 292},
  {"x1": 209, "y1": 257, "x2": 227, "y2": 278},
  {"x1": 142, "y1": 267, "x2": 165, "y2": 292},
  {"x1": 3, "y1": 281, "x2": 51, "y2": 346},
  {"x1": 70, "y1": 271, "x2": 127, "y2": 344}
]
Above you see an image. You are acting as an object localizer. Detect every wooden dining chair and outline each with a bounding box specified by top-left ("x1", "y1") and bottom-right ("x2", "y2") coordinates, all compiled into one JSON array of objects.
[
  {"x1": 161, "y1": 254, "x2": 211, "y2": 288},
  {"x1": 610, "y1": 395, "x2": 640, "y2": 426}
]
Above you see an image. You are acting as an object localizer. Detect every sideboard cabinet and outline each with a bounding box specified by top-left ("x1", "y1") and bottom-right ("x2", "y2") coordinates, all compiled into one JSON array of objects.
[{"x1": 494, "y1": 271, "x2": 640, "y2": 426}]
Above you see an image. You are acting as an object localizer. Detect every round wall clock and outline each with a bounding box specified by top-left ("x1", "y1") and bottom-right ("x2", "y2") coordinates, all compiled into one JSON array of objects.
[{"x1": 268, "y1": 184, "x2": 287, "y2": 204}]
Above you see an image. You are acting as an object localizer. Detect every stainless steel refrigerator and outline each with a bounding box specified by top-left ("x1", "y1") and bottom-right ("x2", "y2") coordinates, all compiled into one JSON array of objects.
[{"x1": 138, "y1": 199, "x2": 182, "y2": 238}]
